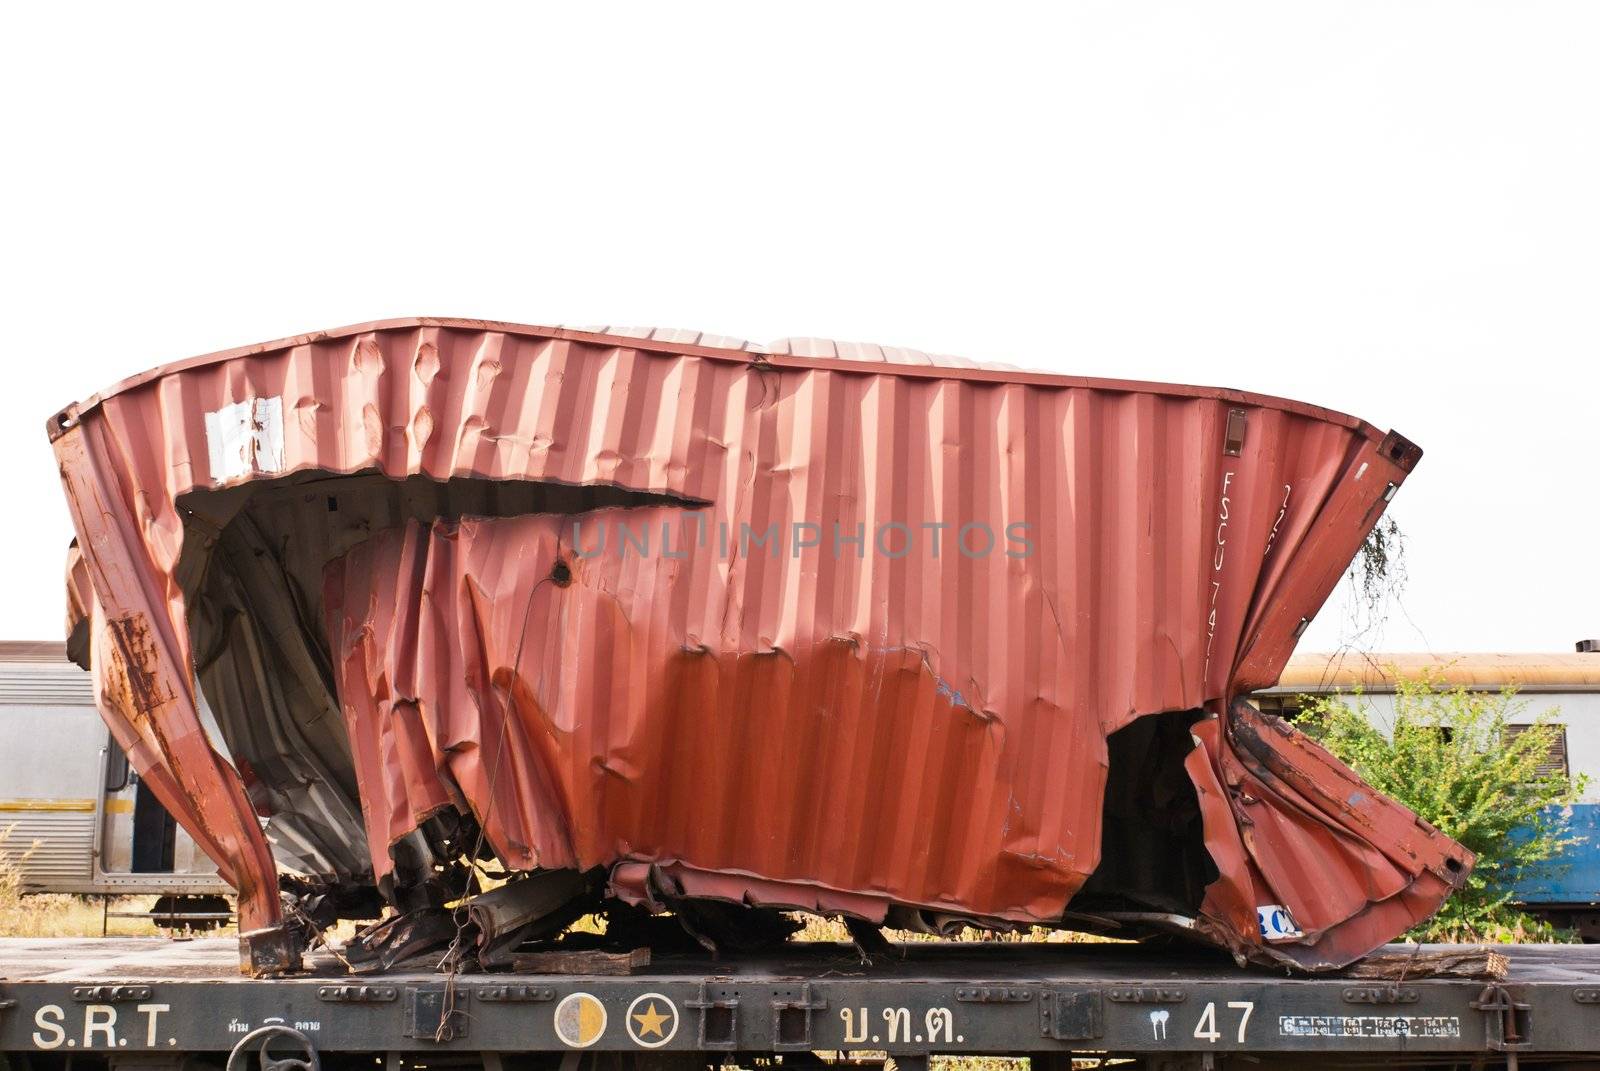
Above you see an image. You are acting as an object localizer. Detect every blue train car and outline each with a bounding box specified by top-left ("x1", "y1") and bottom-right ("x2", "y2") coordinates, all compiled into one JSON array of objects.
[{"x1": 1256, "y1": 647, "x2": 1600, "y2": 935}]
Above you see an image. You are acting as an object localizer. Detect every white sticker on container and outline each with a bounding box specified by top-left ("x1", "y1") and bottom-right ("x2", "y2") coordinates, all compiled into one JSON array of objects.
[
  {"x1": 205, "y1": 396, "x2": 285, "y2": 482},
  {"x1": 1257, "y1": 904, "x2": 1303, "y2": 941}
]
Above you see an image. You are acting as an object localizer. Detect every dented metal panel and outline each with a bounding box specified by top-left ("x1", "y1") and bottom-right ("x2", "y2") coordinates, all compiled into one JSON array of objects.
[{"x1": 47, "y1": 318, "x2": 1469, "y2": 974}]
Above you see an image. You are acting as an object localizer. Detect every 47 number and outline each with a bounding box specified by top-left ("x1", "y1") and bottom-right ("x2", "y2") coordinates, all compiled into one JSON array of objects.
[{"x1": 1193, "y1": 1001, "x2": 1254, "y2": 1044}]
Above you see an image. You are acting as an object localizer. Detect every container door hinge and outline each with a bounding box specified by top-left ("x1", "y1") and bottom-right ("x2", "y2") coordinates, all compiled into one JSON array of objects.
[{"x1": 1223, "y1": 409, "x2": 1247, "y2": 457}]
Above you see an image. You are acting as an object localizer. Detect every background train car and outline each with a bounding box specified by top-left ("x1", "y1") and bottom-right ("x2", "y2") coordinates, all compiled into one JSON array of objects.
[
  {"x1": 0, "y1": 641, "x2": 231, "y2": 922},
  {"x1": 1256, "y1": 646, "x2": 1600, "y2": 936}
]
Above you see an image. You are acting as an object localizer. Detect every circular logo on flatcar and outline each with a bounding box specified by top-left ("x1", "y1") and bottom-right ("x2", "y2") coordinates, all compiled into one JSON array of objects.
[
  {"x1": 554, "y1": 992, "x2": 608, "y2": 1048},
  {"x1": 625, "y1": 992, "x2": 680, "y2": 1048}
]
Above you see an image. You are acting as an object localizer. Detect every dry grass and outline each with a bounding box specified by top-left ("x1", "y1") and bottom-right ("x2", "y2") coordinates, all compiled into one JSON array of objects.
[
  {"x1": 0, "y1": 822, "x2": 228, "y2": 937},
  {"x1": 791, "y1": 912, "x2": 1116, "y2": 945},
  {"x1": 928, "y1": 1060, "x2": 1029, "y2": 1071},
  {"x1": 0, "y1": 892, "x2": 176, "y2": 937}
]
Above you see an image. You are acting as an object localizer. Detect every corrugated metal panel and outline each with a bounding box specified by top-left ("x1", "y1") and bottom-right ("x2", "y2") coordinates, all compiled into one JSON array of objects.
[
  {"x1": 0, "y1": 810, "x2": 94, "y2": 890},
  {"x1": 0, "y1": 641, "x2": 69, "y2": 662},
  {"x1": 566, "y1": 326, "x2": 1030, "y2": 371},
  {"x1": 1273, "y1": 652, "x2": 1600, "y2": 692},
  {"x1": 0, "y1": 660, "x2": 93, "y2": 704},
  {"x1": 49, "y1": 318, "x2": 1463, "y2": 969}
]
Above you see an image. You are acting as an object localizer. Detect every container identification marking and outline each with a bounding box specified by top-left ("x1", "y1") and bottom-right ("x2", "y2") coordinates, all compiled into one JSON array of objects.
[
  {"x1": 1278, "y1": 1015, "x2": 1461, "y2": 1039},
  {"x1": 1257, "y1": 904, "x2": 1303, "y2": 941},
  {"x1": 205, "y1": 396, "x2": 285, "y2": 482}
]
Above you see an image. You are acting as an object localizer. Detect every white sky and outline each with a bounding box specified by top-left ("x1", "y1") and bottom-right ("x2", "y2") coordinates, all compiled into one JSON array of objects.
[{"x1": 0, "y1": 3, "x2": 1595, "y2": 651}]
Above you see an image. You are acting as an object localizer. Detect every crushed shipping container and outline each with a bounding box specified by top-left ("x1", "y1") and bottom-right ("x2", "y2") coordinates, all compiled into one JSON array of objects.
[{"x1": 47, "y1": 319, "x2": 1471, "y2": 976}]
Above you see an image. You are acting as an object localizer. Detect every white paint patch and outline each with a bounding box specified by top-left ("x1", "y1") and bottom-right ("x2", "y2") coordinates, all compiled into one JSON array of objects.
[
  {"x1": 1257, "y1": 904, "x2": 1303, "y2": 940},
  {"x1": 204, "y1": 396, "x2": 285, "y2": 482}
]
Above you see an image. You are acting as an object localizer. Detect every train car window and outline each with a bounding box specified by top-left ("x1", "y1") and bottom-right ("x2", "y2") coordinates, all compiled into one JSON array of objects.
[
  {"x1": 104, "y1": 736, "x2": 130, "y2": 793},
  {"x1": 1254, "y1": 695, "x2": 1308, "y2": 720},
  {"x1": 131, "y1": 779, "x2": 178, "y2": 873},
  {"x1": 1504, "y1": 723, "x2": 1571, "y2": 781}
]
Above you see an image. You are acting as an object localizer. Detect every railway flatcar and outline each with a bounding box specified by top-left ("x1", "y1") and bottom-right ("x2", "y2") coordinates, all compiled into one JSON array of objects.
[
  {"x1": 0, "y1": 640, "x2": 231, "y2": 915},
  {"x1": 1255, "y1": 645, "x2": 1600, "y2": 935}
]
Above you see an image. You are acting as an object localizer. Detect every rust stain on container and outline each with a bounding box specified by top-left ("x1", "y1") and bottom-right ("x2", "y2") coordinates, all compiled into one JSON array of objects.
[{"x1": 47, "y1": 318, "x2": 1469, "y2": 974}]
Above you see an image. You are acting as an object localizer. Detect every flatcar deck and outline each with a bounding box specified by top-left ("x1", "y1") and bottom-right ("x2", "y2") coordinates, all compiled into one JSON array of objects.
[{"x1": 3, "y1": 939, "x2": 1597, "y2": 1062}]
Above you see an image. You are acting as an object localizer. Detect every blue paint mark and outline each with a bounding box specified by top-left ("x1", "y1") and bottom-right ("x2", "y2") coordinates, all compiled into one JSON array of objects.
[
  {"x1": 934, "y1": 677, "x2": 968, "y2": 709},
  {"x1": 882, "y1": 643, "x2": 972, "y2": 711}
]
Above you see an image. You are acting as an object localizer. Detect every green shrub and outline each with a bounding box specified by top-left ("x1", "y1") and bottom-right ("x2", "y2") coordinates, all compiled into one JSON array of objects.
[{"x1": 1299, "y1": 670, "x2": 1586, "y2": 941}]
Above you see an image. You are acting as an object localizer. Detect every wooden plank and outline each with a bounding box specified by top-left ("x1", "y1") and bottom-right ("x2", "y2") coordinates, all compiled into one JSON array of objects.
[
  {"x1": 510, "y1": 947, "x2": 652, "y2": 975},
  {"x1": 1342, "y1": 947, "x2": 1509, "y2": 980}
]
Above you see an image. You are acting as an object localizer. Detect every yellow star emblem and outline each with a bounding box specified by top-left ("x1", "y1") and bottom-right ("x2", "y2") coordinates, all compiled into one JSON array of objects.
[{"x1": 632, "y1": 1001, "x2": 670, "y2": 1038}]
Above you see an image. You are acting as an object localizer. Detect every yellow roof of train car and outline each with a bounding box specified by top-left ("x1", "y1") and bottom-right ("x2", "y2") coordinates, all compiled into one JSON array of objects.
[{"x1": 1272, "y1": 652, "x2": 1600, "y2": 692}]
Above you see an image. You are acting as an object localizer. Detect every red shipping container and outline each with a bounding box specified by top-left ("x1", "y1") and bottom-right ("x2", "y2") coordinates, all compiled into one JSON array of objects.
[{"x1": 49, "y1": 319, "x2": 1469, "y2": 973}]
